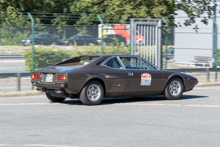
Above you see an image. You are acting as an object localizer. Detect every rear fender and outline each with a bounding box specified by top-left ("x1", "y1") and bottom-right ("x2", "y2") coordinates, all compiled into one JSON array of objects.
[{"x1": 79, "y1": 75, "x2": 106, "y2": 95}]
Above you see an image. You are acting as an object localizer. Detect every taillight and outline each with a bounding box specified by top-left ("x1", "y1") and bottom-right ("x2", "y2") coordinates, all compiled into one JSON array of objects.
[
  {"x1": 31, "y1": 73, "x2": 40, "y2": 80},
  {"x1": 57, "y1": 74, "x2": 66, "y2": 81}
]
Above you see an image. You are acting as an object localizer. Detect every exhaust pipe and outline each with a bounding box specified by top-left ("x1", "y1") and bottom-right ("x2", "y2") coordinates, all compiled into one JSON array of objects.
[
  {"x1": 55, "y1": 90, "x2": 63, "y2": 94},
  {"x1": 36, "y1": 88, "x2": 46, "y2": 92}
]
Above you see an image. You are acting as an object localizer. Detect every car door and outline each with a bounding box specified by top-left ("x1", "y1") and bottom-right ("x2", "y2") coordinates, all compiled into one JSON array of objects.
[
  {"x1": 101, "y1": 56, "x2": 129, "y2": 96},
  {"x1": 47, "y1": 34, "x2": 55, "y2": 44},
  {"x1": 77, "y1": 36, "x2": 84, "y2": 45},
  {"x1": 119, "y1": 56, "x2": 163, "y2": 96},
  {"x1": 38, "y1": 34, "x2": 47, "y2": 45}
]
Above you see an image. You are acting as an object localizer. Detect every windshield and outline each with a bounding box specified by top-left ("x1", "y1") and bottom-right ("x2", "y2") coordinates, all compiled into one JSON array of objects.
[{"x1": 70, "y1": 35, "x2": 80, "y2": 39}]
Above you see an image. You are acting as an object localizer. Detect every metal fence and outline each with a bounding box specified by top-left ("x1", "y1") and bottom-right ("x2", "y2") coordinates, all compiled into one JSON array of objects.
[{"x1": 0, "y1": 15, "x2": 220, "y2": 92}]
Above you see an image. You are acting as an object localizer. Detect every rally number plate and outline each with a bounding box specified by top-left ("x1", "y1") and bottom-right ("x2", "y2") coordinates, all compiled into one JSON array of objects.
[{"x1": 45, "y1": 74, "x2": 53, "y2": 82}]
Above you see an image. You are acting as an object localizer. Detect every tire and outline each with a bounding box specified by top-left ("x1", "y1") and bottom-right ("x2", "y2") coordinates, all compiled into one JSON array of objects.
[
  {"x1": 46, "y1": 93, "x2": 66, "y2": 102},
  {"x1": 164, "y1": 77, "x2": 184, "y2": 100},
  {"x1": 80, "y1": 80, "x2": 104, "y2": 105}
]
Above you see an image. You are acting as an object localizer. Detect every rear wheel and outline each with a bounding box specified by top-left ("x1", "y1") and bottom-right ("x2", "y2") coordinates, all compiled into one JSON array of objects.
[
  {"x1": 164, "y1": 77, "x2": 184, "y2": 100},
  {"x1": 46, "y1": 93, "x2": 66, "y2": 102},
  {"x1": 80, "y1": 80, "x2": 104, "y2": 105}
]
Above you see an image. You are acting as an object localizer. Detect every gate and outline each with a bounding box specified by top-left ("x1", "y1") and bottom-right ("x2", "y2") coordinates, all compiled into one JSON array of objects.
[{"x1": 130, "y1": 19, "x2": 162, "y2": 68}]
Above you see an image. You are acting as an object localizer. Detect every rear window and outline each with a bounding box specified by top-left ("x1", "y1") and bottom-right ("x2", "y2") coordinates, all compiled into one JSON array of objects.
[{"x1": 55, "y1": 56, "x2": 100, "y2": 66}]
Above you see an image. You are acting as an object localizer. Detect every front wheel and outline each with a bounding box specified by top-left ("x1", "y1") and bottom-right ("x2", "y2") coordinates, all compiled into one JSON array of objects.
[
  {"x1": 80, "y1": 80, "x2": 104, "y2": 105},
  {"x1": 46, "y1": 93, "x2": 66, "y2": 102},
  {"x1": 164, "y1": 77, "x2": 184, "y2": 100}
]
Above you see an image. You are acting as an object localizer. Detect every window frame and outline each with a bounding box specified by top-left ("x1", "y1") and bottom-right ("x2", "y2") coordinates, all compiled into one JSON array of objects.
[
  {"x1": 102, "y1": 56, "x2": 125, "y2": 69},
  {"x1": 119, "y1": 57, "x2": 148, "y2": 70},
  {"x1": 139, "y1": 57, "x2": 160, "y2": 70}
]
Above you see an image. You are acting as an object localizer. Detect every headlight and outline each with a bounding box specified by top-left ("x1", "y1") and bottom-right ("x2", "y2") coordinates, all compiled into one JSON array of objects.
[{"x1": 26, "y1": 40, "x2": 31, "y2": 43}]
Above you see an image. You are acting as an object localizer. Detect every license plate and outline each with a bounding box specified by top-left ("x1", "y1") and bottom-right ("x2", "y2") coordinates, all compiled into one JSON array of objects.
[{"x1": 45, "y1": 74, "x2": 53, "y2": 82}]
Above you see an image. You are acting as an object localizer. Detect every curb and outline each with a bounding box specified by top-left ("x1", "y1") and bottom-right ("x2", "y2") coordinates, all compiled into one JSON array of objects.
[
  {"x1": 0, "y1": 91, "x2": 44, "y2": 98},
  {"x1": 196, "y1": 82, "x2": 220, "y2": 87}
]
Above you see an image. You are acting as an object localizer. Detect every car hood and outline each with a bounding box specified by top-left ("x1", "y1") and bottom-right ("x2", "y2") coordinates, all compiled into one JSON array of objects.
[
  {"x1": 22, "y1": 37, "x2": 31, "y2": 40},
  {"x1": 33, "y1": 65, "x2": 82, "y2": 73}
]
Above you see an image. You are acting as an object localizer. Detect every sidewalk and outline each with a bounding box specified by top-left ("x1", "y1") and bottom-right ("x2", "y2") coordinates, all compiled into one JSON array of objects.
[{"x1": 0, "y1": 82, "x2": 219, "y2": 98}]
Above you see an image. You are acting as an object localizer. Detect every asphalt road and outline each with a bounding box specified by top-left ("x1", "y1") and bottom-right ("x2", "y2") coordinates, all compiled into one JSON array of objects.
[{"x1": 0, "y1": 86, "x2": 220, "y2": 147}]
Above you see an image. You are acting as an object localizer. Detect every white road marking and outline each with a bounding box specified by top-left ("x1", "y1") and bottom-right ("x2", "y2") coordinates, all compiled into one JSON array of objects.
[
  {"x1": 0, "y1": 102, "x2": 220, "y2": 108},
  {"x1": 114, "y1": 103, "x2": 220, "y2": 107},
  {"x1": 0, "y1": 103, "x2": 59, "y2": 106},
  {"x1": 0, "y1": 144, "x2": 79, "y2": 147},
  {"x1": 25, "y1": 144, "x2": 80, "y2": 147}
]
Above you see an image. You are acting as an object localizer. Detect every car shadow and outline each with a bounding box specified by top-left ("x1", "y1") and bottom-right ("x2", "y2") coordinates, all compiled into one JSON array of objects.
[{"x1": 59, "y1": 94, "x2": 208, "y2": 106}]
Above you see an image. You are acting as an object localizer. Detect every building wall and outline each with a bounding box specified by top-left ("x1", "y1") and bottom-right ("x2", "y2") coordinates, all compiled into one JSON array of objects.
[{"x1": 174, "y1": 10, "x2": 216, "y2": 64}]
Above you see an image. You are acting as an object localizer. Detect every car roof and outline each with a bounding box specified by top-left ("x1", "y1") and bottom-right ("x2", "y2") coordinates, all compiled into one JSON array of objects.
[{"x1": 80, "y1": 54, "x2": 139, "y2": 57}]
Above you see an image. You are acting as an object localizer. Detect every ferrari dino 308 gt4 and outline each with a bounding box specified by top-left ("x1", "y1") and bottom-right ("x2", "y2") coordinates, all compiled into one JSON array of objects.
[{"x1": 31, "y1": 55, "x2": 198, "y2": 105}]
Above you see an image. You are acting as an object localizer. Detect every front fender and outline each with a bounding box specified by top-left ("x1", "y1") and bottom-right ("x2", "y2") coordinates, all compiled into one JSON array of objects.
[{"x1": 162, "y1": 71, "x2": 186, "y2": 92}]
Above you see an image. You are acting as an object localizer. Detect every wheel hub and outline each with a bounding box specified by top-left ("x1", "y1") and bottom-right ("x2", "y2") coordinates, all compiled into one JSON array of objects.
[
  {"x1": 87, "y1": 84, "x2": 101, "y2": 101},
  {"x1": 169, "y1": 80, "x2": 181, "y2": 96}
]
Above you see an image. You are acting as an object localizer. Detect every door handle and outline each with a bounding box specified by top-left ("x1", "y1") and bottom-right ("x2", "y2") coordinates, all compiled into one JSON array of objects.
[{"x1": 128, "y1": 72, "x2": 133, "y2": 76}]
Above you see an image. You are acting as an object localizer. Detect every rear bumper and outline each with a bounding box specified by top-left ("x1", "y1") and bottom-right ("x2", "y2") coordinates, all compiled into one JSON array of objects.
[{"x1": 32, "y1": 81, "x2": 67, "y2": 89}]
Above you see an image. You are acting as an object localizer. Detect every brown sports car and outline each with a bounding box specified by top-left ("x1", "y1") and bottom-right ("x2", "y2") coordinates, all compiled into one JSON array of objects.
[{"x1": 31, "y1": 55, "x2": 198, "y2": 105}]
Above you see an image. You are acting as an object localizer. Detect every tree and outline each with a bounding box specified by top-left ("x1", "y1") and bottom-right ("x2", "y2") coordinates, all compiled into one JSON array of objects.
[{"x1": 0, "y1": 0, "x2": 217, "y2": 26}]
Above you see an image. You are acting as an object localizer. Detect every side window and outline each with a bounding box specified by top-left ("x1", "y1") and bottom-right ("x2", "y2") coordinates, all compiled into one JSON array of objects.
[
  {"x1": 80, "y1": 56, "x2": 99, "y2": 65},
  {"x1": 104, "y1": 57, "x2": 122, "y2": 68},
  {"x1": 120, "y1": 57, "x2": 146, "y2": 69},
  {"x1": 141, "y1": 59, "x2": 157, "y2": 70}
]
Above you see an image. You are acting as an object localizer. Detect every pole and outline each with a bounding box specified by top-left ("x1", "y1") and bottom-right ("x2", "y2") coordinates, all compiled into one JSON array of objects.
[
  {"x1": 212, "y1": 18, "x2": 218, "y2": 82},
  {"x1": 213, "y1": 0, "x2": 216, "y2": 68},
  {"x1": 162, "y1": 17, "x2": 168, "y2": 70},
  {"x1": 97, "y1": 15, "x2": 104, "y2": 54},
  {"x1": 28, "y1": 13, "x2": 35, "y2": 71},
  {"x1": 17, "y1": 73, "x2": 21, "y2": 91},
  {"x1": 129, "y1": 19, "x2": 132, "y2": 55},
  {"x1": 28, "y1": 13, "x2": 35, "y2": 90}
]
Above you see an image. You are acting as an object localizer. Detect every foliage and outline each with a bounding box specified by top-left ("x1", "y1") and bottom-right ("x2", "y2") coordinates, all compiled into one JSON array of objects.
[
  {"x1": 0, "y1": 0, "x2": 216, "y2": 26},
  {"x1": 23, "y1": 46, "x2": 72, "y2": 71},
  {"x1": 72, "y1": 0, "x2": 215, "y2": 26},
  {"x1": 23, "y1": 44, "x2": 130, "y2": 71}
]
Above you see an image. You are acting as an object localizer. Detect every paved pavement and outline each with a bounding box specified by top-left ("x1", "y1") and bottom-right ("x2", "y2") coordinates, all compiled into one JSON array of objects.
[{"x1": 0, "y1": 86, "x2": 220, "y2": 147}]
